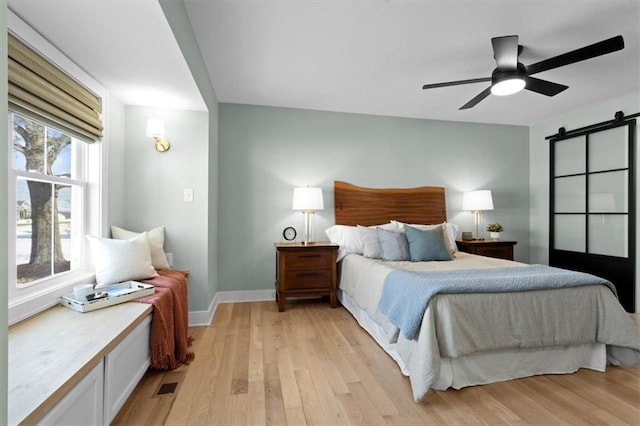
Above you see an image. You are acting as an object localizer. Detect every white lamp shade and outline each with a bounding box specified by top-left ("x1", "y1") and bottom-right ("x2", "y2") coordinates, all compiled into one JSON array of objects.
[
  {"x1": 292, "y1": 187, "x2": 324, "y2": 211},
  {"x1": 146, "y1": 118, "x2": 165, "y2": 138},
  {"x1": 462, "y1": 190, "x2": 494, "y2": 211}
]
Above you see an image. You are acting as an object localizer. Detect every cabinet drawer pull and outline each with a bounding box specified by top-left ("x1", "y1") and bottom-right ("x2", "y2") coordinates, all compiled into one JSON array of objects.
[
  {"x1": 296, "y1": 271, "x2": 322, "y2": 277},
  {"x1": 299, "y1": 254, "x2": 322, "y2": 258}
]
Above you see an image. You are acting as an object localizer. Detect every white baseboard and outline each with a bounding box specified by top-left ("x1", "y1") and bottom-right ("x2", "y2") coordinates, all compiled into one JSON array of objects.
[{"x1": 188, "y1": 289, "x2": 275, "y2": 326}]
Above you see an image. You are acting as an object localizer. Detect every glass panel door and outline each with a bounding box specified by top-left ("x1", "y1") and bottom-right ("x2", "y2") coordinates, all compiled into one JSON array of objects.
[{"x1": 549, "y1": 120, "x2": 635, "y2": 312}]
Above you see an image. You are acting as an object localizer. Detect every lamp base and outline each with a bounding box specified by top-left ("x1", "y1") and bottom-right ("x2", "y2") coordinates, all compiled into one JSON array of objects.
[
  {"x1": 302, "y1": 210, "x2": 316, "y2": 245},
  {"x1": 472, "y1": 210, "x2": 485, "y2": 240}
]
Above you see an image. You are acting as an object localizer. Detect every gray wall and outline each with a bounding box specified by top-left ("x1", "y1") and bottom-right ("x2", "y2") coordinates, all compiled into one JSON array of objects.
[
  {"x1": 1, "y1": 3, "x2": 8, "y2": 423},
  {"x1": 529, "y1": 92, "x2": 640, "y2": 310},
  {"x1": 207, "y1": 105, "x2": 219, "y2": 303},
  {"x1": 106, "y1": 95, "x2": 126, "y2": 227},
  {"x1": 219, "y1": 103, "x2": 530, "y2": 292},
  {"x1": 122, "y1": 106, "x2": 210, "y2": 311},
  {"x1": 160, "y1": 0, "x2": 220, "y2": 306}
]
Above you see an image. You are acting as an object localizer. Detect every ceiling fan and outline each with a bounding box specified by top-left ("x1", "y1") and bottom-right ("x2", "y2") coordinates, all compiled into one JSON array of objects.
[{"x1": 422, "y1": 35, "x2": 625, "y2": 110}]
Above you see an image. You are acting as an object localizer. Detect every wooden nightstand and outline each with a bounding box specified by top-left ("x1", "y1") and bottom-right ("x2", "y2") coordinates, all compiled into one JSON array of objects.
[
  {"x1": 274, "y1": 242, "x2": 339, "y2": 312},
  {"x1": 456, "y1": 239, "x2": 517, "y2": 261}
]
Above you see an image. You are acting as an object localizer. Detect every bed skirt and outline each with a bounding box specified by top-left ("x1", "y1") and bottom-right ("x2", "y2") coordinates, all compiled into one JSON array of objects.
[{"x1": 338, "y1": 289, "x2": 606, "y2": 391}]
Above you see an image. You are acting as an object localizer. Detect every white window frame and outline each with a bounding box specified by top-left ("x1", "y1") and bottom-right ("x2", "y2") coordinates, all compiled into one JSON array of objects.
[
  {"x1": 9, "y1": 115, "x2": 88, "y2": 283},
  {"x1": 7, "y1": 11, "x2": 108, "y2": 325}
]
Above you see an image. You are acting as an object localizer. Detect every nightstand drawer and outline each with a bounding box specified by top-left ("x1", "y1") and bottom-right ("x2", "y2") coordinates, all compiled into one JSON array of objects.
[
  {"x1": 282, "y1": 251, "x2": 332, "y2": 271},
  {"x1": 456, "y1": 239, "x2": 517, "y2": 261},
  {"x1": 475, "y1": 246, "x2": 513, "y2": 260},
  {"x1": 283, "y1": 269, "x2": 332, "y2": 290}
]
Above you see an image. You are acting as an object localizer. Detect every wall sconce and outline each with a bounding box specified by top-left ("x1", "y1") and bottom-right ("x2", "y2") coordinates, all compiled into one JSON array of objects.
[
  {"x1": 146, "y1": 118, "x2": 170, "y2": 152},
  {"x1": 292, "y1": 186, "x2": 324, "y2": 245},
  {"x1": 462, "y1": 190, "x2": 494, "y2": 240}
]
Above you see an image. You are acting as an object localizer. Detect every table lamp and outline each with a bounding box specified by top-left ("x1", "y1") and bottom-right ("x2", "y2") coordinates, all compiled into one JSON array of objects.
[
  {"x1": 292, "y1": 187, "x2": 324, "y2": 245},
  {"x1": 462, "y1": 190, "x2": 494, "y2": 240}
]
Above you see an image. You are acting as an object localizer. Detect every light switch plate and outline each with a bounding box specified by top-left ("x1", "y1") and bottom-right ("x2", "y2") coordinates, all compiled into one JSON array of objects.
[{"x1": 184, "y1": 188, "x2": 194, "y2": 202}]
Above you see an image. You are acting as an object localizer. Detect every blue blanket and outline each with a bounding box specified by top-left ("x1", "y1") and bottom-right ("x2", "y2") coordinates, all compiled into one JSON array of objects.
[{"x1": 377, "y1": 265, "x2": 616, "y2": 340}]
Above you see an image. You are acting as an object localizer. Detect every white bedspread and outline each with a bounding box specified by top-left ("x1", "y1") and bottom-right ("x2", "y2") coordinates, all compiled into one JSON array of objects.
[{"x1": 338, "y1": 252, "x2": 640, "y2": 401}]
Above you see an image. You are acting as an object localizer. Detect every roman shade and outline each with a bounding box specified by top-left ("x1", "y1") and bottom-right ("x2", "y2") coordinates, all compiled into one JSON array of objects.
[{"x1": 8, "y1": 33, "x2": 103, "y2": 142}]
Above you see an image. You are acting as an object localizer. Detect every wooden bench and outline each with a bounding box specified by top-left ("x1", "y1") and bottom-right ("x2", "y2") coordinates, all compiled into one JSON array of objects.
[{"x1": 8, "y1": 302, "x2": 152, "y2": 425}]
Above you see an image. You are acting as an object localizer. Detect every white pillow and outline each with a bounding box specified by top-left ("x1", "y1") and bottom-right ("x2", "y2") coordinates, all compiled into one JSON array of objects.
[
  {"x1": 444, "y1": 222, "x2": 459, "y2": 252},
  {"x1": 325, "y1": 225, "x2": 363, "y2": 261},
  {"x1": 87, "y1": 232, "x2": 158, "y2": 287},
  {"x1": 110, "y1": 225, "x2": 171, "y2": 270},
  {"x1": 392, "y1": 221, "x2": 459, "y2": 255},
  {"x1": 325, "y1": 222, "x2": 398, "y2": 261}
]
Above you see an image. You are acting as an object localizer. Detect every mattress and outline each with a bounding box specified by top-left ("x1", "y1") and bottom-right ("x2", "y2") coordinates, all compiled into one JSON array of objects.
[{"x1": 337, "y1": 252, "x2": 640, "y2": 400}]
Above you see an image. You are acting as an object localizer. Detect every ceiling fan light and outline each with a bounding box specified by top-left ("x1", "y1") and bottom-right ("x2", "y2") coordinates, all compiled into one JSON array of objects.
[{"x1": 491, "y1": 77, "x2": 525, "y2": 96}]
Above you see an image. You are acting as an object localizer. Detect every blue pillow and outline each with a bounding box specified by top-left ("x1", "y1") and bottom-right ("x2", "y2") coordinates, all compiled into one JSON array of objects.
[
  {"x1": 404, "y1": 225, "x2": 452, "y2": 262},
  {"x1": 377, "y1": 228, "x2": 410, "y2": 261}
]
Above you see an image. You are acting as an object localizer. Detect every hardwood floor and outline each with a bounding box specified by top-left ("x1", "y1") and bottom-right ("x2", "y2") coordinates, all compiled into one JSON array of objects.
[{"x1": 113, "y1": 301, "x2": 640, "y2": 425}]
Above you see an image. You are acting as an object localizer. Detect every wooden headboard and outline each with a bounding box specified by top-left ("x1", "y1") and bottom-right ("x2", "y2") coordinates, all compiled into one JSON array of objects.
[{"x1": 333, "y1": 181, "x2": 447, "y2": 226}]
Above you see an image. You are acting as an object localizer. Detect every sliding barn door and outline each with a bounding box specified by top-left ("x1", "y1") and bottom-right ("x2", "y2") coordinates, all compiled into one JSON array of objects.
[{"x1": 550, "y1": 120, "x2": 636, "y2": 312}]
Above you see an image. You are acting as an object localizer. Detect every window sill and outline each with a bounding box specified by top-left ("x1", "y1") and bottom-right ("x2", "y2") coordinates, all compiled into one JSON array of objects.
[{"x1": 9, "y1": 270, "x2": 95, "y2": 326}]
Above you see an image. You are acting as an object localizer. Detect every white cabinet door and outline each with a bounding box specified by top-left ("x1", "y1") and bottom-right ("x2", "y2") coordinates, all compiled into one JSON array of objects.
[
  {"x1": 37, "y1": 359, "x2": 104, "y2": 426},
  {"x1": 103, "y1": 315, "x2": 152, "y2": 425}
]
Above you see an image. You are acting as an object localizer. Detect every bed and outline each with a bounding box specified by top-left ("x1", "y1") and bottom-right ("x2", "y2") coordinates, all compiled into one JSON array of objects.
[{"x1": 329, "y1": 181, "x2": 640, "y2": 401}]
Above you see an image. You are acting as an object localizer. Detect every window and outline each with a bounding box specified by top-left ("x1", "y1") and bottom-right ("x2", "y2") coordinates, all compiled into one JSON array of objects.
[
  {"x1": 10, "y1": 112, "x2": 86, "y2": 286},
  {"x1": 7, "y1": 108, "x2": 102, "y2": 319},
  {"x1": 8, "y1": 13, "x2": 106, "y2": 323}
]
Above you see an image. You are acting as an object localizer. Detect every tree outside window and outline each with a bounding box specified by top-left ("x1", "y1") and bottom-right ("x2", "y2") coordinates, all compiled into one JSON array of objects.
[{"x1": 12, "y1": 113, "x2": 83, "y2": 284}]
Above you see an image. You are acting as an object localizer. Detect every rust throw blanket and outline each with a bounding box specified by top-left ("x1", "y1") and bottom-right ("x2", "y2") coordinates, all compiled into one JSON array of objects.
[{"x1": 135, "y1": 269, "x2": 194, "y2": 370}]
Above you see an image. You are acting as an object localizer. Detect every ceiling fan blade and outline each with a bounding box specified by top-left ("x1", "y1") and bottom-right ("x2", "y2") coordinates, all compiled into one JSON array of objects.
[
  {"x1": 492, "y1": 35, "x2": 519, "y2": 69},
  {"x1": 525, "y1": 76, "x2": 568, "y2": 96},
  {"x1": 459, "y1": 87, "x2": 492, "y2": 110},
  {"x1": 526, "y1": 35, "x2": 624, "y2": 75},
  {"x1": 423, "y1": 77, "x2": 491, "y2": 90}
]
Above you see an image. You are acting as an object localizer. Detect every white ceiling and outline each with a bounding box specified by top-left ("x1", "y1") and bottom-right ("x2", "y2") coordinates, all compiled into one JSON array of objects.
[
  {"x1": 7, "y1": 1, "x2": 640, "y2": 126},
  {"x1": 185, "y1": 0, "x2": 640, "y2": 126},
  {"x1": 7, "y1": 0, "x2": 206, "y2": 111}
]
